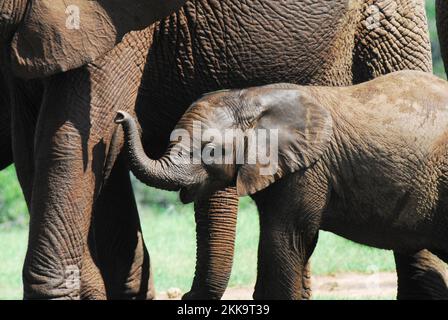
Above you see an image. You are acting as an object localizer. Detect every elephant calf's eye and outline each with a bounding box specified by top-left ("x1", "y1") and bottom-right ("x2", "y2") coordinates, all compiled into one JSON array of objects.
[{"x1": 203, "y1": 144, "x2": 216, "y2": 157}]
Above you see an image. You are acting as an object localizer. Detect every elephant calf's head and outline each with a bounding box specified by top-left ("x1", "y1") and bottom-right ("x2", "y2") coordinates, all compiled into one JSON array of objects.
[{"x1": 116, "y1": 84, "x2": 333, "y2": 203}]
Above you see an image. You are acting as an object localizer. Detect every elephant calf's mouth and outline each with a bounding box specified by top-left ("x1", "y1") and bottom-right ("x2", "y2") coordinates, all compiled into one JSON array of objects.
[{"x1": 180, "y1": 187, "x2": 197, "y2": 204}]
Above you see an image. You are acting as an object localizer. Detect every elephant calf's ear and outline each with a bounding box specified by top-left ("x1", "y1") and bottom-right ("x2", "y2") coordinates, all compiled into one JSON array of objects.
[
  {"x1": 236, "y1": 89, "x2": 333, "y2": 196},
  {"x1": 10, "y1": 0, "x2": 186, "y2": 78}
]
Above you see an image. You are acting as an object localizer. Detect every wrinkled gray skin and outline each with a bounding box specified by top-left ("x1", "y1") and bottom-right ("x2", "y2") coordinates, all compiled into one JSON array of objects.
[
  {"x1": 0, "y1": 0, "x2": 185, "y2": 300},
  {"x1": 118, "y1": 70, "x2": 448, "y2": 299},
  {"x1": 1, "y1": 0, "x2": 447, "y2": 299}
]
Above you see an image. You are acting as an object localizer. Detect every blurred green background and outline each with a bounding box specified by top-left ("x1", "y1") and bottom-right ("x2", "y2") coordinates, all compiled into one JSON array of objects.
[{"x1": 0, "y1": 1, "x2": 445, "y2": 299}]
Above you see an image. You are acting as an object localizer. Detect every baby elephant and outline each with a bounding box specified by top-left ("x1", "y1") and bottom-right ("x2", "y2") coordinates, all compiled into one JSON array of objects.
[{"x1": 116, "y1": 70, "x2": 448, "y2": 299}]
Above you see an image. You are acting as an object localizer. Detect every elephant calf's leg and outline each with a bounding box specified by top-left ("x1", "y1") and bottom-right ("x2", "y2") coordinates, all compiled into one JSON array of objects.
[
  {"x1": 395, "y1": 250, "x2": 448, "y2": 300},
  {"x1": 253, "y1": 204, "x2": 319, "y2": 300}
]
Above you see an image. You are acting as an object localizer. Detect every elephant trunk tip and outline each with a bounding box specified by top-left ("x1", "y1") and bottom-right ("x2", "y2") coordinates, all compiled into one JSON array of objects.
[{"x1": 115, "y1": 110, "x2": 130, "y2": 124}]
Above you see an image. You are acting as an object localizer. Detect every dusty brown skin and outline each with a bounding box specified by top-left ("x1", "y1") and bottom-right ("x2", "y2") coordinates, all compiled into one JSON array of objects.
[
  {"x1": 0, "y1": 0, "x2": 446, "y2": 299},
  {"x1": 118, "y1": 70, "x2": 448, "y2": 299}
]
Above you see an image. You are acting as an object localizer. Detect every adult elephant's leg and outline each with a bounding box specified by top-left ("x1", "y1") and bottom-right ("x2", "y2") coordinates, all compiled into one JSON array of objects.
[
  {"x1": 10, "y1": 78, "x2": 42, "y2": 203},
  {"x1": 10, "y1": 77, "x2": 107, "y2": 300},
  {"x1": 0, "y1": 73, "x2": 12, "y2": 171},
  {"x1": 395, "y1": 250, "x2": 448, "y2": 300},
  {"x1": 353, "y1": 0, "x2": 432, "y2": 83},
  {"x1": 22, "y1": 69, "x2": 115, "y2": 299},
  {"x1": 183, "y1": 187, "x2": 239, "y2": 300},
  {"x1": 21, "y1": 24, "x2": 152, "y2": 298},
  {"x1": 79, "y1": 235, "x2": 107, "y2": 300},
  {"x1": 93, "y1": 156, "x2": 154, "y2": 300}
]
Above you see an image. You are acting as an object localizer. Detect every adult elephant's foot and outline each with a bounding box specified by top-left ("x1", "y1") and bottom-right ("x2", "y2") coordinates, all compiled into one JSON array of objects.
[
  {"x1": 395, "y1": 250, "x2": 448, "y2": 300},
  {"x1": 22, "y1": 261, "x2": 83, "y2": 300}
]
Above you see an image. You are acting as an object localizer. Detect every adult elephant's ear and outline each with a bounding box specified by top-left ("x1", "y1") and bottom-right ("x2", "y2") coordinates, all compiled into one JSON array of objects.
[
  {"x1": 236, "y1": 88, "x2": 333, "y2": 196},
  {"x1": 10, "y1": 0, "x2": 185, "y2": 79}
]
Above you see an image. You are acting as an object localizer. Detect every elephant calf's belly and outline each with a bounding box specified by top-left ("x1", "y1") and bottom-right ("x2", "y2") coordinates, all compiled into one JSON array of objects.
[{"x1": 321, "y1": 212, "x2": 435, "y2": 252}]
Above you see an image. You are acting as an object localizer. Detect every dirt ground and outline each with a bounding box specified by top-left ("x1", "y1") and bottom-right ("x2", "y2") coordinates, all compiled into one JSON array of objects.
[{"x1": 158, "y1": 272, "x2": 397, "y2": 300}]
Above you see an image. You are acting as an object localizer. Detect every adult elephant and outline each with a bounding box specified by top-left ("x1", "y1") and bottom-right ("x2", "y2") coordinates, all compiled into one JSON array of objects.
[
  {"x1": 0, "y1": 0, "x2": 446, "y2": 299},
  {"x1": 1, "y1": 0, "x2": 186, "y2": 300}
]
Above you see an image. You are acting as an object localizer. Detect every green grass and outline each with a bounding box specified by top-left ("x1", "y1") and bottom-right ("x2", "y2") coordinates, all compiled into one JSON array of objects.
[
  {"x1": 0, "y1": 167, "x2": 28, "y2": 225},
  {"x1": 312, "y1": 232, "x2": 394, "y2": 275},
  {"x1": 141, "y1": 196, "x2": 395, "y2": 293},
  {"x1": 426, "y1": 0, "x2": 447, "y2": 78},
  {"x1": 0, "y1": 193, "x2": 395, "y2": 299},
  {"x1": 0, "y1": 227, "x2": 28, "y2": 299}
]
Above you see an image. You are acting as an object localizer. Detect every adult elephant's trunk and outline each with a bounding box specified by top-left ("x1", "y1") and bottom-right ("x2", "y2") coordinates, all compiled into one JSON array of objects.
[
  {"x1": 115, "y1": 111, "x2": 193, "y2": 191},
  {"x1": 0, "y1": 0, "x2": 27, "y2": 42}
]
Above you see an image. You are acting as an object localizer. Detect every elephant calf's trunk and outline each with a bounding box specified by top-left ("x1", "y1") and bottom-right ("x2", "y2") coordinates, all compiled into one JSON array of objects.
[{"x1": 115, "y1": 111, "x2": 184, "y2": 192}]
